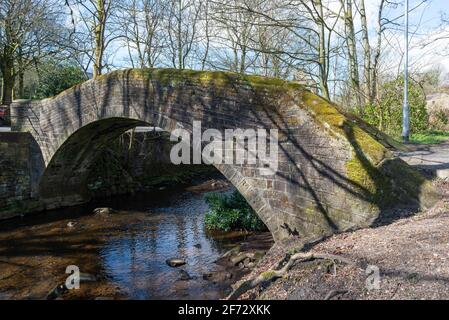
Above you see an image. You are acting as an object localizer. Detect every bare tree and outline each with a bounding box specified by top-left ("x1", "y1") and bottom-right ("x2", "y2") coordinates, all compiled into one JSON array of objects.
[
  {"x1": 0, "y1": 0, "x2": 61, "y2": 104},
  {"x1": 358, "y1": 0, "x2": 372, "y2": 104},
  {"x1": 164, "y1": 0, "x2": 202, "y2": 70},
  {"x1": 65, "y1": 0, "x2": 118, "y2": 78},
  {"x1": 211, "y1": 0, "x2": 344, "y2": 99},
  {"x1": 210, "y1": 0, "x2": 259, "y2": 73},
  {"x1": 372, "y1": 0, "x2": 386, "y2": 105},
  {"x1": 339, "y1": 0, "x2": 361, "y2": 106},
  {"x1": 118, "y1": 0, "x2": 165, "y2": 68}
]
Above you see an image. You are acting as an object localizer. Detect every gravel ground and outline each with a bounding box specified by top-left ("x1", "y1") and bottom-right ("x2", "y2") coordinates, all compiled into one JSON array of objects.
[{"x1": 235, "y1": 179, "x2": 449, "y2": 300}]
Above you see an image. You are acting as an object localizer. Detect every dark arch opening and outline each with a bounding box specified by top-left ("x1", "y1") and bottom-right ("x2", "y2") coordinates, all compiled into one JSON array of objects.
[
  {"x1": 38, "y1": 117, "x2": 270, "y2": 235},
  {"x1": 39, "y1": 118, "x2": 149, "y2": 208}
]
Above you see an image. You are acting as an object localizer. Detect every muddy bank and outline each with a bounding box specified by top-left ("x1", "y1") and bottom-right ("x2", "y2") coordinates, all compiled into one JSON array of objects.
[{"x1": 0, "y1": 178, "x2": 273, "y2": 300}]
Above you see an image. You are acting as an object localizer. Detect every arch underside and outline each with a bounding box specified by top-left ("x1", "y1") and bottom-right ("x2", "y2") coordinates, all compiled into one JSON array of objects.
[
  {"x1": 12, "y1": 68, "x2": 436, "y2": 242},
  {"x1": 38, "y1": 117, "x2": 277, "y2": 237}
]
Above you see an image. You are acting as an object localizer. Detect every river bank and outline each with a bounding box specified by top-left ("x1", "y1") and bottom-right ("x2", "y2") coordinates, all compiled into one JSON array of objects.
[
  {"x1": 229, "y1": 179, "x2": 449, "y2": 300},
  {"x1": 0, "y1": 177, "x2": 273, "y2": 300}
]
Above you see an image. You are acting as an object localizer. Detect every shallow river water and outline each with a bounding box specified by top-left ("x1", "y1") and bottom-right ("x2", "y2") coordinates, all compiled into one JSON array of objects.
[{"x1": 0, "y1": 178, "x2": 272, "y2": 300}]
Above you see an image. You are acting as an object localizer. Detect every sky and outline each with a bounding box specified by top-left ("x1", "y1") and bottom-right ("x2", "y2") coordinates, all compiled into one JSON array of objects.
[
  {"x1": 89, "y1": 0, "x2": 449, "y2": 81},
  {"x1": 324, "y1": 0, "x2": 448, "y2": 77},
  {"x1": 409, "y1": 0, "x2": 449, "y2": 75},
  {"x1": 370, "y1": 0, "x2": 449, "y2": 76}
]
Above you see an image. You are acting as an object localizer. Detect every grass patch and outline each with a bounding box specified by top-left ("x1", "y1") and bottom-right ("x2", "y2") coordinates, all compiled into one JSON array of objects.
[{"x1": 410, "y1": 131, "x2": 449, "y2": 145}]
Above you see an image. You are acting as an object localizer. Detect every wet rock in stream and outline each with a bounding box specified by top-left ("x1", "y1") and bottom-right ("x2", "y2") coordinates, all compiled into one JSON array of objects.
[
  {"x1": 79, "y1": 273, "x2": 100, "y2": 282},
  {"x1": 46, "y1": 284, "x2": 69, "y2": 300},
  {"x1": 203, "y1": 271, "x2": 233, "y2": 283},
  {"x1": 93, "y1": 208, "x2": 116, "y2": 217},
  {"x1": 166, "y1": 258, "x2": 186, "y2": 267},
  {"x1": 178, "y1": 270, "x2": 193, "y2": 281},
  {"x1": 67, "y1": 221, "x2": 77, "y2": 228},
  {"x1": 46, "y1": 273, "x2": 99, "y2": 300}
]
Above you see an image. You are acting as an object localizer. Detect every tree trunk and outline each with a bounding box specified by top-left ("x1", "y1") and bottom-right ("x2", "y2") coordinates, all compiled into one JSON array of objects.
[
  {"x1": 372, "y1": 0, "x2": 385, "y2": 105},
  {"x1": 18, "y1": 70, "x2": 24, "y2": 99},
  {"x1": 201, "y1": 1, "x2": 210, "y2": 71},
  {"x1": 93, "y1": 0, "x2": 106, "y2": 78},
  {"x1": 1, "y1": 58, "x2": 15, "y2": 105},
  {"x1": 17, "y1": 49, "x2": 25, "y2": 99},
  {"x1": 342, "y1": 0, "x2": 361, "y2": 106},
  {"x1": 359, "y1": 0, "x2": 372, "y2": 104},
  {"x1": 177, "y1": 0, "x2": 183, "y2": 70},
  {"x1": 316, "y1": 0, "x2": 330, "y2": 100}
]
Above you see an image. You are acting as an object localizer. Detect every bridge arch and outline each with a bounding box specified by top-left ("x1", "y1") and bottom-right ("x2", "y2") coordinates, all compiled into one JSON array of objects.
[{"x1": 11, "y1": 68, "x2": 437, "y2": 241}]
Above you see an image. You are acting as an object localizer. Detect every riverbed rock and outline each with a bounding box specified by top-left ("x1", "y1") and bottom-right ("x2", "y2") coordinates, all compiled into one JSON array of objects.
[
  {"x1": 230, "y1": 252, "x2": 256, "y2": 266},
  {"x1": 93, "y1": 208, "x2": 116, "y2": 217},
  {"x1": 178, "y1": 270, "x2": 193, "y2": 281},
  {"x1": 79, "y1": 272, "x2": 98, "y2": 282},
  {"x1": 166, "y1": 258, "x2": 186, "y2": 267},
  {"x1": 219, "y1": 246, "x2": 241, "y2": 261},
  {"x1": 203, "y1": 271, "x2": 233, "y2": 283},
  {"x1": 46, "y1": 283, "x2": 68, "y2": 300}
]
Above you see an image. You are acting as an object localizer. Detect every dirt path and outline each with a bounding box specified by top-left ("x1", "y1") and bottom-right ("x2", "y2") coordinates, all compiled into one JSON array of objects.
[{"x1": 396, "y1": 143, "x2": 449, "y2": 179}]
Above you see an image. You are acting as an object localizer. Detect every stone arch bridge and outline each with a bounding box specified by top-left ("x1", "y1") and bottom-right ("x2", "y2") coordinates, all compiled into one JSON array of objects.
[{"x1": 10, "y1": 69, "x2": 437, "y2": 242}]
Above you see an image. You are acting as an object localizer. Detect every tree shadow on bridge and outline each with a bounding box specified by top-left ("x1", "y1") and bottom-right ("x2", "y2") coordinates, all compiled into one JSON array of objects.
[{"x1": 246, "y1": 86, "x2": 430, "y2": 236}]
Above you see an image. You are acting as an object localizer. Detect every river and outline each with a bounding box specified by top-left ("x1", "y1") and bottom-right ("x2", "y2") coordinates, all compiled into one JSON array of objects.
[{"x1": 0, "y1": 177, "x2": 273, "y2": 300}]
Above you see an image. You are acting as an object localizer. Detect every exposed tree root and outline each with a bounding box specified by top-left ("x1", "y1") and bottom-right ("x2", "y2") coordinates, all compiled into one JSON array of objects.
[
  {"x1": 324, "y1": 289, "x2": 348, "y2": 300},
  {"x1": 226, "y1": 252, "x2": 353, "y2": 300}
]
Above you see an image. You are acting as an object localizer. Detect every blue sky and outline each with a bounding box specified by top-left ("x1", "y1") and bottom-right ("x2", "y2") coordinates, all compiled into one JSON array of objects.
[
  {"x1": 410, "y1": 0, "x2": 449, "y2": 73},
  {"x1": 105, "y1": 0, "x2": 449, "y2": 76},
  {"x1": 369, "y1": 0, "x2": 449, "y2": 75},
  {"x1": 407, "y1": 0, "x2": 446, "y2": 34}
]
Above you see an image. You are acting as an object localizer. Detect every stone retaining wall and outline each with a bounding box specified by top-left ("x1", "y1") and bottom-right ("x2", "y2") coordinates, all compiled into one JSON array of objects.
[
  {"x1": 0, "y1": 132, "x2": 44, "y2": 219},
  {"x1": 0, "y1": 130, "x2": 208, "y2": 219}
]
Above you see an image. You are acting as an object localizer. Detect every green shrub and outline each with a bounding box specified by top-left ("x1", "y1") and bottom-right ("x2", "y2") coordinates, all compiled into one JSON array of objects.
[
  {"x1": 204, "y1": 190, "x2": 267, "y2": 232},
  {"x1": 359, "y1": 77, "x2": 428, "y2": 137}
]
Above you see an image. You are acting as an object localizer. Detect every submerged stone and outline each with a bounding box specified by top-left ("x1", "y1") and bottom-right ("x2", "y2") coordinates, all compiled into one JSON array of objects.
[
  {"x1": 93, "y1": 208, "x2": 116, "y2": 216},
  {"x1": 178, "y1": 270, "x2": 193, "y2": 281},
  {"x1": 166, "y1": 258, "x2": 186, "y2": 267}
]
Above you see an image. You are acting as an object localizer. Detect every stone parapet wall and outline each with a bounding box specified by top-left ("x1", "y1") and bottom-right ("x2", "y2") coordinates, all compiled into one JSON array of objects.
[
  {"x1": 0, "y1": 132, "x2": 45, "y2": 219},
  {"x1": 0, "y1": 130, "x2": 206, "y2": 219}
]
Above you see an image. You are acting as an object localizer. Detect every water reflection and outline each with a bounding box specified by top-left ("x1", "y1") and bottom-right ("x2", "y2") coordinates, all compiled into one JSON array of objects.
[
  {"x1": 0, "y1": 179, "x2": 269, "y2": 300},
  {"x1": 100, "y1": 190, "x2": 242, "y2": 300}
]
